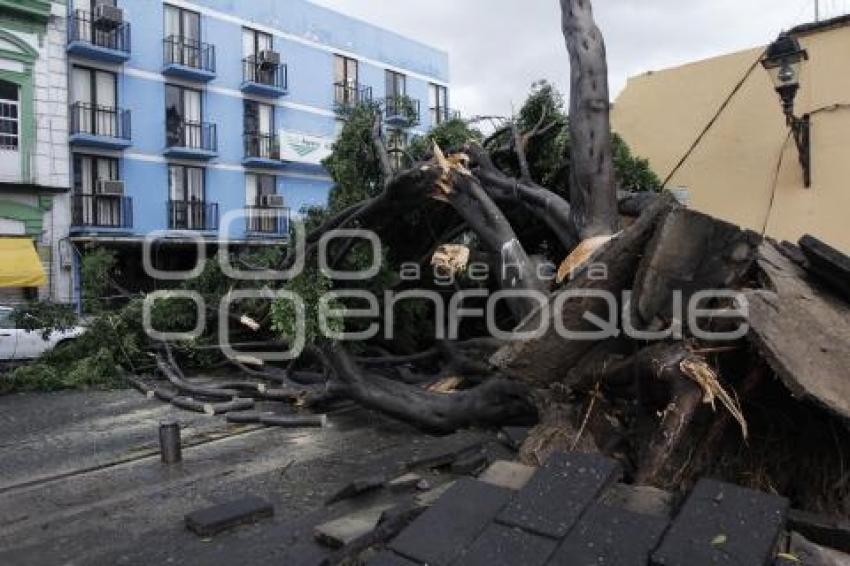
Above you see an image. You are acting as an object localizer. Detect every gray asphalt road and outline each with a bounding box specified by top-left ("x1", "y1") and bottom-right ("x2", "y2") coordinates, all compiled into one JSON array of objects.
[{"x1": 0, "y1": 389, "x2": 494, "y2": 565}]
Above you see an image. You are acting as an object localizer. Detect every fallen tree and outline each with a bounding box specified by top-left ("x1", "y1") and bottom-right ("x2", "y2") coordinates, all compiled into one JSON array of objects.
[{"x1": 9, "y1": 0, "x2": 849, "y2": 517}]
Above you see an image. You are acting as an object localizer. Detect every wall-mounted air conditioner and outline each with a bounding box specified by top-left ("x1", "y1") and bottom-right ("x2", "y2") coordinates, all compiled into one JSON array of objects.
[
  {"x1": 262, "y1": 194, "x2": 284, "y2": 208},
  {"x1": 94, "y1": 4, "x2": 124, "y2": 29},
  {"x1": 258, "y1": 50, "x2": 281, "y2": 68},
  {"x1": 96, "y1": 179, "x2": 124, "y2": 195}
]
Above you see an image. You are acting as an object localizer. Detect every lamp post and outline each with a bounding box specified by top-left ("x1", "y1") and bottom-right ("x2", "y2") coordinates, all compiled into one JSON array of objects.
[{"x1": 761, "y1": 33, "x2": 811, "y2": 187}]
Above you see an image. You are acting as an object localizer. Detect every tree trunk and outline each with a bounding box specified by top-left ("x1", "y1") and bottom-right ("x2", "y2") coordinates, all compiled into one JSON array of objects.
[{"x1": 561, "y1": 0, "x2": 619, "y2": 239}]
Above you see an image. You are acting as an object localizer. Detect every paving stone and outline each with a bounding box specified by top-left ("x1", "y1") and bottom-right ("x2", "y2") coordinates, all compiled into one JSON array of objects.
[
  {"x1": 549, "y1": 502, "x2": 669, "y2": 565},
  {"x1": 651, "y1": 478, "x2": 789, "y2": 566},
  {"x1": 387, "y1": 472, "x2": 422, "y2": 492},
  {"x1": 365, "y1": 551, "x2": 419, "y2": 566},
  {"x1": 414, "y1": 481, "x2": 455, "y2": 506},
  {"x1": 390, "y1": 478, "x2": 512, "y2": 566},
  {"x1": 326, "y1": 474, "x2": 386, "y2": 505},
  {"x1": 314, "y1": 503, "x2": 395, "y2": 548},
  {"x1": 454, "y1": 522, "x2": 558, "y2": 566},
  {"x1": 601, "y1": 483, "x2": 676, "y2": 519},
  {"x1": 496, "y1": 451, "x2": 622, "y2": 539},
  {"x1": 404, "y1": 433, "x2": 483, "y2": 470},
  {"x1": 479, "y1": 460, "x2": 537, "y2": 491},
  {"x1": 450, "y1": 449, "x2": 488, "y2": 475},
  {"x1": 184, "y1": 495, "x2": 274, "y2": 537}
]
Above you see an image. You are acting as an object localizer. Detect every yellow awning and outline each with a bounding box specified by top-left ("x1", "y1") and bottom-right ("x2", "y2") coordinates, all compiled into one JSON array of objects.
[{"x1": 0, "y1": 238, "x2": 46, "y2": 288}]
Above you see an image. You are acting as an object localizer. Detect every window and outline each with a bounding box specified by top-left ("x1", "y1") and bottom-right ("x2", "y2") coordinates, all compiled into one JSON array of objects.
[
  {"x1": 164, "y1": 4, "x2": 201, "y2": 67},
  {"x1": 244, "y1": 100, "x2": 274, "y2": 135},
  {"x1": 0, "y1": 80, "x2": 19, "y2": 150},
  {"x1": 168, "y1": 164, "x2": 206, "y2": 229},
  {"x1": 242, "y1": 27, "x2": 272, "y2": 59},
  {"x1": 244, "y1": 100, "x2": 276, "y2": 158},
  {"x1": 245, "y1": 173, "x2": 276, "y2": 205},
  {"x1": 165, "y1": 84, "x2": 202, "y2": 148},
  {"x1": 71, "y1": 66, "x2": 118, "y2": 137},
  {"x1": 334, "y1": 55, "x2": 359, "y2": 104},
  {"x1": 72, "y1": 0, "x2": 121, "y2": 49},
  {"x1": 387, "y1": 129, "x2": 407, "y2": 171},
  {"x1": 429, "y1": 83, "x2": 449, "y2": 125},
  {"x1": 73, "y1": 154, "x2": 121, "y2": 227},
  {"x1": 385, "y1": 70, "x2": 406, "y2": 99},
  {"x1": 246, "y1": 173, "x2": 278, "y2": 233}
]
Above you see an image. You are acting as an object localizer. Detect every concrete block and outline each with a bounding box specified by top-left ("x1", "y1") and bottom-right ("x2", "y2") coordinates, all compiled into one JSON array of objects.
[
  {"x1": 551, "y1": 503, "x2": 669, "y2": 565},
  {"x1": 651, "y1": 479, "x2": 788, "y2": 566},
  {"x1": 479, "y1": 460, "x2": 537, "y2": 491},
  {"x1": 455, "y1": 522, "x2": 557, "y2": 566},
  {"x1": 313, "y1": 503, "x2": 395, "y2": 549},
  {"x1": 184, "y1": 496, "x2": 274, "y2": 537},
  {"x1": 496, "y1": 451, "x2": 621, "y2": 539},
  {"x1": 390, "y1": 479, "x2": 512, "y2": 566}
]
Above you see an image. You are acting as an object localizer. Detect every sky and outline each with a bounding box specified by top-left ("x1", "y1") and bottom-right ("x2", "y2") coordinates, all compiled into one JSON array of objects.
[{"x1": 310, "y1": 0, "x2": 849, "y2": 118}]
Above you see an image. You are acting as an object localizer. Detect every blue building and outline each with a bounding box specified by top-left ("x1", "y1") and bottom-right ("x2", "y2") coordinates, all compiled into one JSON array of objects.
[{"x1": 64, "y1": 0, "x2": 450, "y2": 288}]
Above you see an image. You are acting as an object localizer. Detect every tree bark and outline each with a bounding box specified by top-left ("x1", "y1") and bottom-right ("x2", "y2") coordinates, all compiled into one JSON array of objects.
[
  {"x1": 561, "y1": 0, "x2": 619, "y2": 239},
  {"x1": 320, "y1": 342, "x2": 536, "y2": 434}
]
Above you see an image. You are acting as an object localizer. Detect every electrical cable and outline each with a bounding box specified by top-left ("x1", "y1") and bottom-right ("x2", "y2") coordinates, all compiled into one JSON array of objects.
[{"x1": 662, "y1": 51, "x2": 766, "y2": 188}]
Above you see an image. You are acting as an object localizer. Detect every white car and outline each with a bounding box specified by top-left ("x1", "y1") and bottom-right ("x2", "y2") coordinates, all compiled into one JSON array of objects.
[{"x1": 0, "y1": 306, "x2": 86, "y2": 361}]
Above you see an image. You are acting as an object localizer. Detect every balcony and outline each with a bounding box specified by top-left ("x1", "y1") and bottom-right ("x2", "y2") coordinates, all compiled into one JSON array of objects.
[
  {"x1": 164, "y1": 121, "x2": 218, "y2": 160},
  {"x1": 243, "y1": 133, "x2": 285, "y2": 169},
  {"x1": 245, "y1": 206, "x2": 290, "y2": 239},
  {"x1": 69, "y1": 102, "x2": 132, "y2": 149},
  {"x1": 334, "y1": 82, "x2": 373, "y2": 114},
  {"x1": 71, "y1": 194, "x2": 133, "y2": 232},
  {"x1": 384, "y1": 95, "x2": 420, "y2": 127},
  {"x1": 241, "y1": 57, "x2": 287, "y2": 97},
  {"x1": 162, "y1": 36, "x2": 216, "y2": 82},
  {"x1": 167, "y1": 200, "x2": 218, "y2": 231},
  {"x1": 67, "y1": 9, "x2": 131, "y2": 63},
  {"x1": 430, "y1": 106, "x2": 461, "y2": 126}
]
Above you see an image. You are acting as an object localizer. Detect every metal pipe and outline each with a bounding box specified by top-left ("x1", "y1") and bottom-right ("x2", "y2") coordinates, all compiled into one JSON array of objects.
[{"x1": 159, "y1": 420, "x2": 182, "y2": 464}]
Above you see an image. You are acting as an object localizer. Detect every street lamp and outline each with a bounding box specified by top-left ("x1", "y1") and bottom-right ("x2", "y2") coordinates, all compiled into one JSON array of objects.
[{"x1": 761, "y1": 33, "x2": 811, "y2": 187}]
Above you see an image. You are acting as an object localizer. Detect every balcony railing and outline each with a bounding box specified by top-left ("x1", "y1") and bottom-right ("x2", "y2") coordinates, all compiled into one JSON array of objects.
[
  {"x1": 334, "y1": 82, "x2": 373, "y2": 109},
  {"x1": 384, "y1": 95, "x2": 420, "y2": 126},
  {"x1": 68, "y1": 9, "x2": 131, "y2": 58},
  {"x1": 245, "y1": 206, "x2": 290, "y2": 237},
  {"x1": 166, "y1": 120, "x2": 217, "y2": 153},
  {"x1": 72, "y1": 194, "x2": 133, "y2": 229},
  {"x1": 163, "y1": 35, "x2": 216, "y2": 74},
  {"x1": 430, "y1": 106, "x2": 460, "y2": 126},
  {"x1": 167, "y1": 200, "x2": 218, "y2": 231},
  {"x1": 69, "y1": 102, "x2": 131, "y2": 140},
  {"x1": 242, "y1": 57, "x2": 287, "y2": 91},
  {"x1": 244, "y1": 133, "x2": 280, "y2": 160}
]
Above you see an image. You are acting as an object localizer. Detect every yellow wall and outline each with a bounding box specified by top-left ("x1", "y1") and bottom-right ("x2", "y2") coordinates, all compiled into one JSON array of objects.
[{"x1": 612, "y1": 24, "x2": 850, "y2": 254}]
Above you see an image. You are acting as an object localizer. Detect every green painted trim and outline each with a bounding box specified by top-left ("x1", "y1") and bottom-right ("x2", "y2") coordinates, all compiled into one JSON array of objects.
[
  {"x1": 0, "y1": 28, "x2": 39, "y2": 63},
  {"x1": 0, "y1": 67, "x2": 34, "y2": 183},
  {"x1": 0, "y1": 13, "x2": 47, "y2": 38},
  {"x1": 0, "y1": 198, "x2": 44, "y2": 236},
  {"x1": 37, "y1": 195, "x2": 52, "y2": 211},
  {"x1": 0, "y1": 1, "x2": 51, "y2": 24}
]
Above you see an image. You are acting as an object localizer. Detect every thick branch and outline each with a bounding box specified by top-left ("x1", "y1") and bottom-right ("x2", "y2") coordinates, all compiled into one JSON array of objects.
[
  {"x1": 469, "y1": 144, "x2": 578, "y2": 250},
  {"x1": 320, "y1": 342, "x2": 535, "y2": 434}
]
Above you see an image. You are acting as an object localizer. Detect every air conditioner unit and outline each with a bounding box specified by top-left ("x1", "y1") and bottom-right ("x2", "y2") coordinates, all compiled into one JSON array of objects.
[
  {"x1": 97, "y1": 179, "x2": 124, "y2": 195},
  {"x1": 262, "y1": 194, "x2": 284, "y2": 208},
  {"x1": 94, "y1": 4, "x2": 124, "y2": 29},
  {"x1": 258, "y1": 50, "x2": 281, "y2": 68}
]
